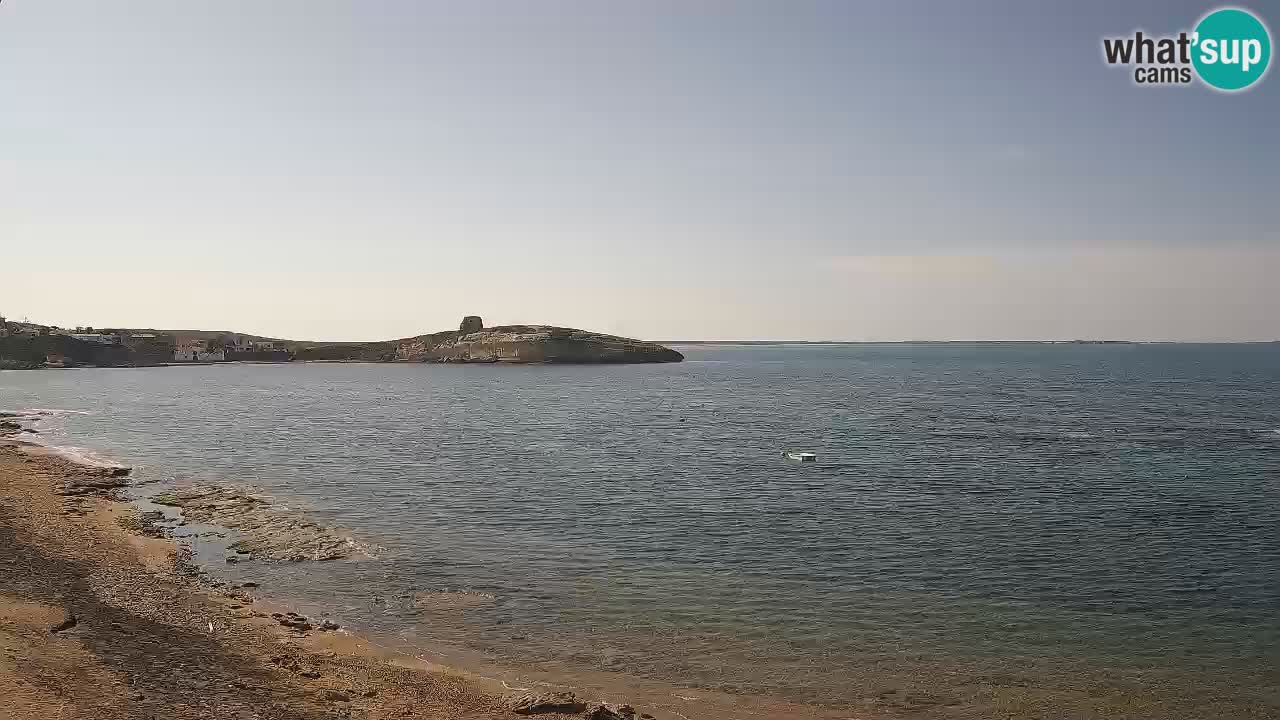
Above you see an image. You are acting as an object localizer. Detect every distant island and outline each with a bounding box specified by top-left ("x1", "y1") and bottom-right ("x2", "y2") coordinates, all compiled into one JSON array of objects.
[{"x1": 0, "y1": 315, "x2": 684, "y2": 369}]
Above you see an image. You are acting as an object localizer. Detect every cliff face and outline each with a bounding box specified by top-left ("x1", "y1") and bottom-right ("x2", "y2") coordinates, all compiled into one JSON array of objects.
[{"x1": 396, "y1": 322, "x2": 683, "y2": 364}]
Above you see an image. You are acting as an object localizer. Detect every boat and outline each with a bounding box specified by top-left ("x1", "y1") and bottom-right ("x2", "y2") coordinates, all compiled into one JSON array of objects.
[{"x1": 784, "y1": 451, "x2": 816, "y2": 462}]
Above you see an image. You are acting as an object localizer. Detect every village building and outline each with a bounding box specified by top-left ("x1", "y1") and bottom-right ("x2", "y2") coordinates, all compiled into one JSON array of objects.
[
  {"x1": 69, "y1": 333, "x2": 115, "y2": 344},
  {"x1": 224, "y1": 334, "x2": 254, "y2": 352},
  {"x1": 173, "y1": 338, "x2": 225, "y2": 363}
]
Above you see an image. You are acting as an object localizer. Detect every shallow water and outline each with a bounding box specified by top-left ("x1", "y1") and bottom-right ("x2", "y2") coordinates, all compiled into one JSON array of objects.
[{"x1": 3, "y1": 344, "x2": 1279, "y2": 717}]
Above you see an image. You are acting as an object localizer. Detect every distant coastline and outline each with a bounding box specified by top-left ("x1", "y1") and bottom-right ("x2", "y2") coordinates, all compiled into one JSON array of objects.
[
  {"x1": 0, "y1": 315, "x2": 683, "y2": 369},
  {"x1": 6, "y1": 309, "x2": 1277, "y2": 372}
]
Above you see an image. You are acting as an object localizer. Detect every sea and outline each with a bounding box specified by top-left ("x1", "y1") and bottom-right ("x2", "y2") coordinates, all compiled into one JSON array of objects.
[{"x1": 3, "y1": 343, "x2": 1278, "y2": 719}]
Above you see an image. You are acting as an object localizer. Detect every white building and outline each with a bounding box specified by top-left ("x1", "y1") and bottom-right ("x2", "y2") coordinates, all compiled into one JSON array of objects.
[
  {"x1": 225, "y1": 335, "x2": 254, "y2": 352},
  {"x1": 70, "y1": 333, "x2": 114, "y2": 344},
  {"x1": 174, "y1": 338, "x2": 225, "y2": 362}
]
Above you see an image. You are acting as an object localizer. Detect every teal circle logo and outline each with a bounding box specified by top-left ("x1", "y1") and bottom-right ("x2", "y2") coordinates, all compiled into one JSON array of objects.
[{"x1": 1192, "y1": 8, "x2": 1271, "y2": 91}]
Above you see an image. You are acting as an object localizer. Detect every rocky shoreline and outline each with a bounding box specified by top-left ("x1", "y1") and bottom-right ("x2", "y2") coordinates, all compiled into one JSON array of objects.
[
  {"x1": 395, "y1": 319, "x2": 684, "y2": 364},
  {"x1": 150, "y1": 485, "x2": 372, "y2": 564},
  {"x1": 0, "y1": 427, "x2": 656, "y2": 720},
  {"x1": 0, "y1": 415, "x2": 850, "y2": 720}
]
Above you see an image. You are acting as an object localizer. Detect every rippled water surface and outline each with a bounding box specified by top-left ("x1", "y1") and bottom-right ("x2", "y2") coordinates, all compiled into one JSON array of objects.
[{"x1": 3, "y1": 344, "x2": 1279, "y2": 717}]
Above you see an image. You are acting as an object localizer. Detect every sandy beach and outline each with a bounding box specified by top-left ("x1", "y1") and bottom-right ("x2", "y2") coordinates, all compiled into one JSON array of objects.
[{"x1": 0, "y1": 443, "x2": 599, "y2": 720}]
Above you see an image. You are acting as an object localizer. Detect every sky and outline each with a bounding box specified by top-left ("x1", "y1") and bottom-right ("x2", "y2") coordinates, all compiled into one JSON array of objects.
[{"x1": 1, "y1": 1, "x2": 1277, "y2": 341}]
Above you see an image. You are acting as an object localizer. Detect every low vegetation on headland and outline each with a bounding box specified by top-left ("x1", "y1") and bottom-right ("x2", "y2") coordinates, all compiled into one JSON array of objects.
[{"x1": 0, "y1": 314, "x2": 683, "y2": 369}]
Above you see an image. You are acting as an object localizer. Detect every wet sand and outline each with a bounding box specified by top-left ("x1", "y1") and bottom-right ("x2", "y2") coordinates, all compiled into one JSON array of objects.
[{"x1": 0, "y1": 442, "x2": 854, "y2": 720}]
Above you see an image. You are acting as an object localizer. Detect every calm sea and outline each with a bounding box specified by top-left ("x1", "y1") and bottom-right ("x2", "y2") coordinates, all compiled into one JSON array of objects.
[{"x1": 3, "y1": 344, "x2": 1279, "y2": 718}]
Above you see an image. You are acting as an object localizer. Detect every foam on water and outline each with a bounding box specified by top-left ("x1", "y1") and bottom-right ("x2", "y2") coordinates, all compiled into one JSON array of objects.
[
  {"x1": 4, "y1": 407, "x2": 125, "y2": 468},
  {"x1": 31, "y1": 439, "x2": 123, "y2": 468}
]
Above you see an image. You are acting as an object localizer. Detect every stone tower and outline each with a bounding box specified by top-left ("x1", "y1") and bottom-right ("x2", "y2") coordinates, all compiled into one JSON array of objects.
[{"x1": 459, "y1": 315, "x2": 483, "y2": 334}]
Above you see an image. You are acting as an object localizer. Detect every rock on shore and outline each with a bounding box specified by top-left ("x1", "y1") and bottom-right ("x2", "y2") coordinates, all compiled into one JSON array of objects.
[
  {"x1": 397, "y1": 317, "x2": 683, "y2": 364},
  {"x1": 151, "y1": 485, "x2": 369, "y2": 562}
]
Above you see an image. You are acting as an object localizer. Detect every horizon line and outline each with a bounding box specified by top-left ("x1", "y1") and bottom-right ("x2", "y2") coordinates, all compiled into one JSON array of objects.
[{"x1": 6, "y1": 319, "x2": 1279, "y2": 346}]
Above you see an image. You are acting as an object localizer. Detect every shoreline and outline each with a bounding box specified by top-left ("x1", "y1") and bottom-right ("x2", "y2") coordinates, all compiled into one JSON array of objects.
[
  {"x1": 0, "y1": 432, "x2": 847, "y2": 720},
  {"x1": 0, "y1": 441, "x2": 517, "y2": 719}
]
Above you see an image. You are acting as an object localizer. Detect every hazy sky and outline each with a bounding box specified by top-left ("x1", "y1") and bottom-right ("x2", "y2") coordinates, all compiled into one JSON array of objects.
[{"x1": 2, "y1": 1, "x2": 1277, "y2": 341}]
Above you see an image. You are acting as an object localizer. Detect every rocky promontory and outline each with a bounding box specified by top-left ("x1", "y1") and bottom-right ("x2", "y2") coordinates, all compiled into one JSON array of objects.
[
  {"x1": 2, "y1": 316, "x2": 683, "y2": 367},
  {"x1": 394, "y1": 317, "x2": 683, "y2": 364}
]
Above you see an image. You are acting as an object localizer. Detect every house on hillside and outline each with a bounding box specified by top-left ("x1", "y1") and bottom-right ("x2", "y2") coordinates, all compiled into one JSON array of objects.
[
  {"x1": 173, "y1": 348, "x2": 226, "y2": 362},
  {"x1": 173, "y1": 338, "x2": 225, "y2": 363},
  {"x1": 225, "y1": 333, "x2": 254, "y2": 351},
  {"x1": 70, "y1": 333, "x2": 114, "y2": 344}
]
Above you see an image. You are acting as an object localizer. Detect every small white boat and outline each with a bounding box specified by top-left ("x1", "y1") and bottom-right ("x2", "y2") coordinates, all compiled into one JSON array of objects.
[{"x1": 784, "y1": 451, "x2": 817, "y2": 462}]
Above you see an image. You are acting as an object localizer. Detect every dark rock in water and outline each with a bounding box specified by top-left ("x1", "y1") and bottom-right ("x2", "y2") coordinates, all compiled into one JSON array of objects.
[
  {"x1": 509, "y1": 691, "x2": 587, "y2": 715},
  {"x1": 319, "y1": 619, "x2": 340, "y2": 631},
  {"x1": 151, "y1": 485, "x2": 368, "y2": 563},
  {"x1": 240, "y1": 581, "x2": 260, "y2": 588},
  {"x1": 320, "y1": 690, "x2": 350, "y2": 702},
  {"x1": 108, "y1": 466, "x2": 131, "y2": 477}
]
